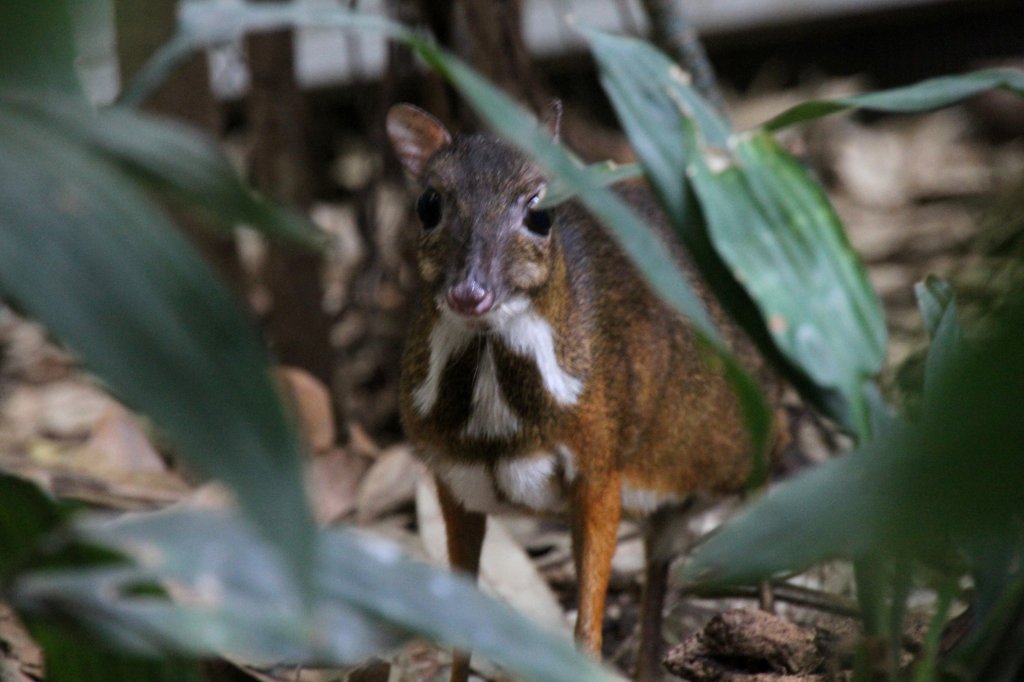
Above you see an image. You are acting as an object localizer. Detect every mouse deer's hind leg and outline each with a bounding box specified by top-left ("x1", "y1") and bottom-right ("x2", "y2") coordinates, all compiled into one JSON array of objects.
[
  {"x1": 634, "y1": 503, "x2": 693, "y2": 682},
  {"x1": 437, "y1": 479, "x2": 487, "y2": 682}
]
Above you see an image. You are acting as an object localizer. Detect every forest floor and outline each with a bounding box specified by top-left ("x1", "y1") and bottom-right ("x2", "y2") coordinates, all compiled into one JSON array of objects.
[{"x1": 1, "y1": 79, "x2": 1023, "y2": 681}]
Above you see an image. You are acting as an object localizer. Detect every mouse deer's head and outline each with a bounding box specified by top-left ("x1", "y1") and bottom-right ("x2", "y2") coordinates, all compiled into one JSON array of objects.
[{"x1": 386, "y1": 103, "x2": 560, "y2": 328}]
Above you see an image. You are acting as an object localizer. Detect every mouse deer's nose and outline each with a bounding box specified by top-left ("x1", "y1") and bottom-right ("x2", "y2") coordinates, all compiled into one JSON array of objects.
[{"x1": 447, "y1": 279, "x2": 494, "y2": 317}]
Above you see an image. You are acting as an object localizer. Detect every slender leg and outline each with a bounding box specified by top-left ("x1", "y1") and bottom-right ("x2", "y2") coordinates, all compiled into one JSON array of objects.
[
  {"x1": 634, "y1": 504, "x2": 680, "y2": 682},
  {"x1": 437, "y1": 479, "x2": 486, "y2": 682},
  {"x1": 636, "y1": 500, "x2": 700, "y2": 682},
  {"x1": 570, "y1": 471, "x2": 622, "y2": 656},
  {"x1": 635, "y1": 553, "x2": 670, "y2": 682}
]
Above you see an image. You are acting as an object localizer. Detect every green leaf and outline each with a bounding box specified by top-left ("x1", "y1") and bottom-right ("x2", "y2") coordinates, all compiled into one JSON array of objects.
[
  {"x1": 0, "y1": 3, "x2": 81, "y2": 94},
  {"x1": 914, "y1": 275, "x2": 963, "y2": 401},
  {"x1": 0, "y1": 474, "x2": 186, "y2": 681},
  {"x1": 27, "y1": 620, "x2": 204, "y2": 682},
  {"x1": 580, "y1": 29, "x2": 886, "y2": 437},
  {"x1": 14, "y1": 506, "x2": 617, "y2": 682},
  {"x1": 0, "y1": 105, "x2": 315, "y2": 599},
  {"x1": 681, "y1": 295, "x2": 1024, "y2": 586},
  {"x1": 582, "y1": 28, "x2": 728, "y2": 222},
  {"x1": 0, "y1": 473, "x2": 63, "y2": 581},
  {"x1": 915, "y1": 275, "x2": 957, "y2": 340},
  {"x1": 538, "y1": 160, "x2": 642, "y2": 208},
  {"x1": 0, "y1": 93, "x2": 321, "y2": 248},
  {"x1": 686, "y1": 129, "x2": 886, "y2": 436},
  {"x1": 764, "y1": 68, "x2": 1024, "y2": 131},
  {"x1": 15, "y1": 509, "x2": 401, "y2": 664}
]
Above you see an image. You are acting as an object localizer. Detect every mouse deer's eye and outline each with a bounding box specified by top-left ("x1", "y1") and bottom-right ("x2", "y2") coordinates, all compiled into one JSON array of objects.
[
  {"x1": 524, "y1": 194, "x2": 551, "y2": 237},
  {"x1": 416, "y1": 187, "x2": 443, "y2": 229}
]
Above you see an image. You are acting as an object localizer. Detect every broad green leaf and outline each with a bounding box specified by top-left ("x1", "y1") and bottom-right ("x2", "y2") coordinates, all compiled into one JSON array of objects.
[
  {"x1": 681, "y1": 295, "x2": 1024, "y2": 586},
  {"x1": 0, "y1": 107, "x2": 315, "y2": 598},
  {"x1": 581, "y1": 29, "x2": 886, "y2": 437},
  {"x1": 15, "y1": 509, "x2": 403, "y2": 664},
  {"x1": 686, "y1": 129, "x2": 886, "y2": 436},
  {"x1": 764, "y1": 68, "x2": 1024, "y2": 131},
  {"x1": 582, "y1": 28, "x2": 728, "y2": 222},
  {"x1": 0, "y1": 3, "x2": 81, "y2": 94},
  {"x1": 0, "y1": 93, "x2": 320, "y2": 248},
  {"x1": 0, "y1": 473, "x2": 63, "y2": 580},
  {"x1": 14, "y1": 506, "x2": 618, "y2": 682}
]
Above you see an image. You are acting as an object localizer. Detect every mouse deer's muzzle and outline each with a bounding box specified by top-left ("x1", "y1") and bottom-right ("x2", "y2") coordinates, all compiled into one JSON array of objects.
[{"x1": 446, "y1": 277, "x2": 494, "y2": 317}]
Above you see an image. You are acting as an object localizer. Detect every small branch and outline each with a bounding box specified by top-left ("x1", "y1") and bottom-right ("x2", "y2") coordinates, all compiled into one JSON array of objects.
[
  {"x1": 638, "y1": 0, "x2": 730, "y2": 124},
  {"x1": 688, "y1": 580, "x2": 862, "y2": 619}
]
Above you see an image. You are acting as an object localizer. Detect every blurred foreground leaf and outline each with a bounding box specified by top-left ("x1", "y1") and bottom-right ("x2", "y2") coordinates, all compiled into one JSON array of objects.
[
  {"x1": 0, "y1": 102, "x2": 316, "y2": 598},
  {"x1": 27, "y1": 620, "x2": 204, "y2": 682},
  {"x1": 0, "y1": 4, "x2": 81, "y2": 94},
  {"x1": 2, "y1": 94, "x2": 321, "y2": 247},
  {"x1": 13, "y1": 505, "x2": 617, "y2": 682},
  {"x1": 680, "y1": 292, "x2": 1024, "y2": 588},
  {"x1": 0, "y1": 473, "x2": 63, "y2": 580},
  {"x1": 0, "y1": 472, "x2": 204, "y2": 682}
]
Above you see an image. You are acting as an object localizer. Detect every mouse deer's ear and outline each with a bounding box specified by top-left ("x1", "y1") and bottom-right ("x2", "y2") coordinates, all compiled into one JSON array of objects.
[
  {"x1": 540, "y1": 99, "x2": 562, "y2": 142},
  {"x1": 386, "y1": 104, "x2": 453, "y2": 179}
]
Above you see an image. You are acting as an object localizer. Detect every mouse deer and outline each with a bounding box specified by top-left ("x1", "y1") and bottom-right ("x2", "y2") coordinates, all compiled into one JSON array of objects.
[{"x1": 387, "y1": 102, "x2": 786, "y2": 681}]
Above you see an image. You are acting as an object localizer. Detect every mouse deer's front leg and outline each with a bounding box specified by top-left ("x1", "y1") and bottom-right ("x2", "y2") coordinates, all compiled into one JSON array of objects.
[
  {"x1": 437, "y1": 479, "x2": 487, "y2": 682},
  {"x1": 570, "y1": 467, "x2": 622, "y2": 656}
]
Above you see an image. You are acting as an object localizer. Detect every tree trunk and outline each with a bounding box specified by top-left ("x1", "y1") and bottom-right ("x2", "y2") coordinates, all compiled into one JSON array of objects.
[
  {"x1": 413, "y1": 0, "x2": 546, "y2": 129},
  {"x1": 244, "y1": 25, "x2": 337, "y2": 393}
]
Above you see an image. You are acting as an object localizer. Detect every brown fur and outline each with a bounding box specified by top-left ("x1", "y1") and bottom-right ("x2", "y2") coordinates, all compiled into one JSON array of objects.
[{"x1": 387, "y1": 104, "x2": 785, "y2": 680}]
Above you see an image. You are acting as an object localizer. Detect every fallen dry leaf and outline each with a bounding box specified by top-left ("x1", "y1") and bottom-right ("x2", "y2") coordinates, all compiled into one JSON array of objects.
[
  {"x1": 0, "y1": 452, "x2": 190, "y2": 510},
  {"x1": 356, "y1": 444, "x2": 423, "y2": 524},
  {"x1": 38, "y1": 380, "x2": 117, "y2": 440},
  {"x1": 0, "y1": 603, "x2": 43, "y2": 682},
  {"x1": 79, "y1": 403, "x2": 167, "y2": 473},
  {"x1": 276, "y1": 366, "x2": 336, "y2": 454},
  {"x1": 415, "y1": 477, "x2": 569, "y2": 636},
  {"x1": 1, "y1": 380, "x2": 115, "y2": 447},
  {"x1": 306, "y1": 446, "x2": 372, "y2": 524},
  {"x1": 346, "y1": 422, "x2": 381, "y2": 460}
]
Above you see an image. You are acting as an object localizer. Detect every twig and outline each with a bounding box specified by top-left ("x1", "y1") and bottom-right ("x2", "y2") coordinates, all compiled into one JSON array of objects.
[
  {"x1": 637, "y1": 0, "x2": 730, "y2": 124},
  {"x1": 687, "y1": 580, "x2": 862, "y2": 619}
]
